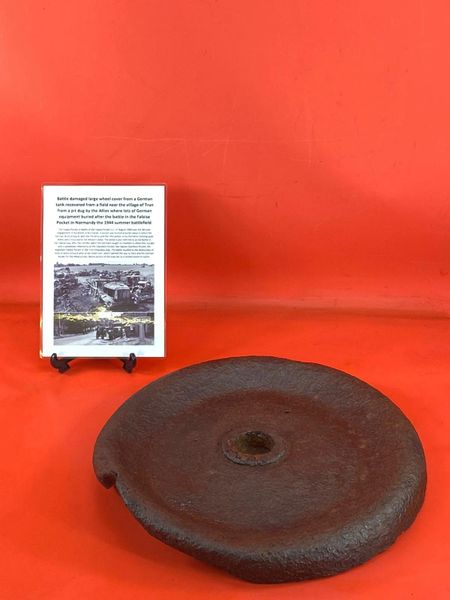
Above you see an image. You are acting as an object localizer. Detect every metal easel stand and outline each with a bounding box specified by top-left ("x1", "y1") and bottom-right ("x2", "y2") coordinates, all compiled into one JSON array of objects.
[{"x1": 50, "y1": 353, "x2": 137, "y2": 374}]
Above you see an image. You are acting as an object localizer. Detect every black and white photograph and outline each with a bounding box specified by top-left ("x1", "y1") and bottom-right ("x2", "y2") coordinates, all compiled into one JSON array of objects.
[
  {"x1": 53, "y1": 311, "x2": 154, "y2": 346},
  {"x1": 53, "y1": 263, "x2": 155, "y2": 314}
]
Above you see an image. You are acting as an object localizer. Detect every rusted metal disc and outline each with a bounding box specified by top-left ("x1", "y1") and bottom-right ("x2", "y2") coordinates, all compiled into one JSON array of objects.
[{"x1": 93, "y1": 357, "x2": 426, "y2": 583}]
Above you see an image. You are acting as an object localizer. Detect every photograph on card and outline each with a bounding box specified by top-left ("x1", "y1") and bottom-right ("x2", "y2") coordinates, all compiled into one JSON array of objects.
[
  {"x1": 41, "y1": 184, "x2": 165, "y2": 358},
  {"x1": 54, "y1": 262, "x2": 154, "y2": 314},
  {"x1": 53, "y1": 310, "x2": 155, "y2": 346}
]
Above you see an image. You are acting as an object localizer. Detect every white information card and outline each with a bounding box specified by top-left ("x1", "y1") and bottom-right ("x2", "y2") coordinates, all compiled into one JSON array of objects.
[{"x1": 41, "y1": 184, "x2": 165, "y2": 358}]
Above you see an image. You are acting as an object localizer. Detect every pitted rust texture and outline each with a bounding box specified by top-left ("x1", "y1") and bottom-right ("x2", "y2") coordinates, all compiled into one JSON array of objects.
[{"x1": 94, "y1": 357, "x2": 426, "y2": 583}]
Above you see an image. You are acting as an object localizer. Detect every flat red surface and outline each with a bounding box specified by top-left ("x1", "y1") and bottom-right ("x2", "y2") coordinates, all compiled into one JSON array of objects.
[{"x1": 1, "y1": 304, "x2": 449, "y2": 599}]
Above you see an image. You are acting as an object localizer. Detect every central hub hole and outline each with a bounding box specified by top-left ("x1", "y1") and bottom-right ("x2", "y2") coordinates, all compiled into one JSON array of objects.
[{"x1": 234, "y1": 431, "x2": 274, "y2": 455}]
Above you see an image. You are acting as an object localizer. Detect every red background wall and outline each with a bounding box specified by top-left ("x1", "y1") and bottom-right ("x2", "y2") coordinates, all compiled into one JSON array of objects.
[{"x1": 0, "y1": 0, "x2": 449, "y2": 313}]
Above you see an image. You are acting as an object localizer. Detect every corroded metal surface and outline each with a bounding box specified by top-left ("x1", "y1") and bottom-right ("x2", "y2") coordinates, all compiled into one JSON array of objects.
[{"x1": 93, "y1": 357, "x2": 426, "y2": 583}]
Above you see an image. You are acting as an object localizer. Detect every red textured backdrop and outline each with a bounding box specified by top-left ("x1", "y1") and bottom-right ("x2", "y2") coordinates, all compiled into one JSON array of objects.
[{"x1": 0, "y1": 0, "x2": 448, "y2": 312}]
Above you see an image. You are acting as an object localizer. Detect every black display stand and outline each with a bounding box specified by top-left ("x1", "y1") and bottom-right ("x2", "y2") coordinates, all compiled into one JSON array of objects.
[{"x1": 50, "y1": 353, "x2": 137, "y2": 374}]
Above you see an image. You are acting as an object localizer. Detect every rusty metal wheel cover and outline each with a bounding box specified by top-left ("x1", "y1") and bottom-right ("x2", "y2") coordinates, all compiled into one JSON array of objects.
[{"x1": 93, "y1": 357, "x2": 426, "y2": 583}]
